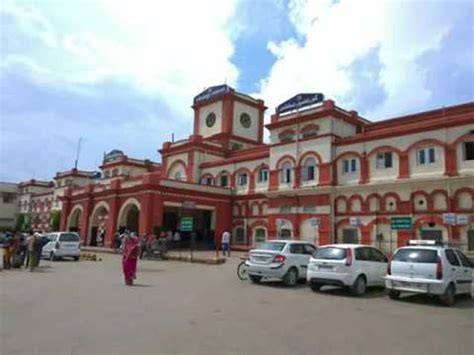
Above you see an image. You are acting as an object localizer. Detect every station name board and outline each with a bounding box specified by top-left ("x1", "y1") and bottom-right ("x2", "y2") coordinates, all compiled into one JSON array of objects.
[
  {"x1": 277, "y1": 93, "x2": 324, "y2": 114},
  {"x1": 194, "y1": 85, "x2": 230, "y2": 104}
]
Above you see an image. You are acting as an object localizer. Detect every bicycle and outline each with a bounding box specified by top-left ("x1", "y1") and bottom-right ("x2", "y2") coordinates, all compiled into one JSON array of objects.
[{"x1": 237, "y1": 254, "x2": 249, "y2": 281}]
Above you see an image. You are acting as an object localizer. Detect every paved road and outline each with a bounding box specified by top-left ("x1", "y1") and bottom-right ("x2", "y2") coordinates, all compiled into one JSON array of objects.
[{"x1": 1, "y1": 254, "x2": 473, "y2": 355}]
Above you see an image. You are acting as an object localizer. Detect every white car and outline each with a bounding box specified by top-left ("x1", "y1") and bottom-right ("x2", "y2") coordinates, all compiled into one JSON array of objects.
[
  {"x1": 307, "y1": 244, "x2": 388, "y2": 296},
  {"x1": 385, "y1": 240, "x2": 473, "y2": 306},
  {"x1": 246, "y1": 240, "x2": 316, "y2": 287},
  {"x1": 41, "y1": 232, "x2": 81, "y2": 261}
]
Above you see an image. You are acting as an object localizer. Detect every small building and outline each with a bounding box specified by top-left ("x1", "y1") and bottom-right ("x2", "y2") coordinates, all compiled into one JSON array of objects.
[{"x1": 0, "y1": 182, "x2": 18, "y2": 230}]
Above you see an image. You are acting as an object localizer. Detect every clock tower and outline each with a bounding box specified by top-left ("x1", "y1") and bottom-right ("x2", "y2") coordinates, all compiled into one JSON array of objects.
[{"x1": 192, "y1": 85, "x2": 266, "y2": 149}]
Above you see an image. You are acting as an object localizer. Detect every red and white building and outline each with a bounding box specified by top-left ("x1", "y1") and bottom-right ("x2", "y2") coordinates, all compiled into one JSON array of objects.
[{"x1": 54, "y1": 85, "x2": 473, "y2": 252}]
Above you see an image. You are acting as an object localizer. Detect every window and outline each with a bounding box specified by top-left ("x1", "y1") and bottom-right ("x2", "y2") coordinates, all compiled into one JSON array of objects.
[
  {"x1": 258, "y1": 169, "x2": 269, "y2": 183},
  {"x1": 104, "y1": 171, "x2": 110, "y2": 178},
  {"x1": 301, "y1": 126, "x2": 318, "y2": 139},
  {"x1": 280, "y1": 162, "x2": 292, "y2": 183},
  {"x1": 303, "y1": 205, "x2": 316, "y2": 213},
  {"x1": 202, "y1": 177, "x2": 212, "y2": 185},
  {"x1": 59, "y1": 233, "x2": 80, "y2": 242},
  {"x1": 237, "y1": 173, "x2": 248, "y2": 186},
  {"x1": 463, "y1": 141, "x2": 474, "y2": 161},
  {"x1": 343, "y1": 158, "x2": 357, "y2": 174},
  {"x1": 302, "y1": 157, "x2": 316, "y2": 181},
  {"x1": 455, "y1": 250, "x2": 472, "y2": 267},
  {"x1": 355, "y1": 247, "x2": 371, "y2": 261},
  {"x1": 417, "y1": 147, "x2": 436, "y2": 165},
  {"x1": 313, "y1": 247, "x2": 347, "y2": 260},
  {"x1": 2, "y1": 193, "x2": 15, "y2": 204},
  {"x1": 369, "y1": 248, "x2": 388, "y2": 262},
  {"x1": 174, "y1": 171, "x2": 182, "y2": 181},
  {"x1": 280, "y1": 132, "x2": 294, "y2": 143},
  {"x1": 279, "y1": 228, "x2": 292, "y2": 240},
  {"x1": 235, "y1": 227, "x2": 245, "y2": 244},
  {"x1": 445, "y1": 250, "x2": 460, "y2": 266},
  {"x1": 342, "y1": 229, "x2": 358, "y2": 243},
  {"x1": 112, "y1": 169, "x2": 119, "y2": 177},
  {"x1": 303, "y1": 244, "x2": 316, "y2": 255},
  {"x1": 289, "y1": 244, "x2": 305, "y2": 254},
  {"x1": 254, "y1": 228, "x2": 266, "y2": 243},
  {"x1": 392, "y1": 248, "x2": 437, "y2": 263},
  {"x1": 376, "y1": 152, "x2": 393, "y2": 169},
  {"x1": 258, "y1": 242, "x2": 286, "y2": 252},
  {"x1": 220, "y1": 175, "x2": 228, "y2": 187}
]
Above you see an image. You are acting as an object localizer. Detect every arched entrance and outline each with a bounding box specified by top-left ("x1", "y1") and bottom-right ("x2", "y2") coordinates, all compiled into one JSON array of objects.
[
  {"x1": 68, "y1": 206, "x2": 83, "y2": 237},
  {"x1": 118, "y1": 199, "x2": 140, "y2": 234},
  {"x1": 89, "y1": 203, "x2": 109, "y2": 246}
]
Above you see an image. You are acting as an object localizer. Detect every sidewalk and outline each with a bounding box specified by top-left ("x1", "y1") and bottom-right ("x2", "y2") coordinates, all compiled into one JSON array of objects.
[{"x1": 81, "y1": 246, "x2": 247, "y2": 264}]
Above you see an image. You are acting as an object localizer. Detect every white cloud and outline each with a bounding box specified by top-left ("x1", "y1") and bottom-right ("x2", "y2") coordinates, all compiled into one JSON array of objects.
[
  {"x1": 256, "y1": 0, "x2": 470, "y2": 120},
  {"x1": 0, "y1": 0, "x2": 241, "y2": 117}
]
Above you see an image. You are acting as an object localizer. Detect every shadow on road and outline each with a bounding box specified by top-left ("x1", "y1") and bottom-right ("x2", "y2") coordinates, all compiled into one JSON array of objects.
[{"x1": 394, "y1": 293, "x2": 474, "y2": 309}]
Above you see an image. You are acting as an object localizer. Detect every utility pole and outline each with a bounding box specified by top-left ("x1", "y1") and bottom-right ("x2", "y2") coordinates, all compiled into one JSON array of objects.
[{"x1": 74, "y1": 137, "x2": 82, "y2": 170}]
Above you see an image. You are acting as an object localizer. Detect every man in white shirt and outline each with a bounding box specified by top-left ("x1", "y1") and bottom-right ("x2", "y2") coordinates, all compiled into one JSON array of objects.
[{"x1": 221, "y1": 230, "x2": 231, "y2": 257}]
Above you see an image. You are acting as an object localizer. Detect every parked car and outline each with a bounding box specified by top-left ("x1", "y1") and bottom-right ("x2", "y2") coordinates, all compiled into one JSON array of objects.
[
  {"x1": 41, "y1": 232, "x2": 81, "y2": 261},
  {"x1": 385, "y1": 240, "x2": 473, "y2": 306},
  {"x1": 307, "y1": 244, "x2": 388, "y2": 296},
  {"x1": 246, "y1": 240, "x2": 316, "y2": 286}
]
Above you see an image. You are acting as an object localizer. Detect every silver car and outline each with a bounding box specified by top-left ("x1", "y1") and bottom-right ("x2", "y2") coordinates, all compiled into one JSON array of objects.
[{"x1": 246, "y1": 240, "x2": 316, "y2": 286}]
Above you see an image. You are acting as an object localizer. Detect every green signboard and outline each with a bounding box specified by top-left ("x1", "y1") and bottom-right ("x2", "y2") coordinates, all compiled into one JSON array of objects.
[
  {"x1": 180, "y1": 217, "x2": 193, "y2": 232},
  {"x1": 391, "y1": 217, "x2": 412, "y2": 230}
]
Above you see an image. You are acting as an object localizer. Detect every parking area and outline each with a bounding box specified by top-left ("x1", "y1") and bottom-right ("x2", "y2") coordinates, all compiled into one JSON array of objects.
[{"x1": 1, "y1": 253, "x2": 473, "y2": 355}]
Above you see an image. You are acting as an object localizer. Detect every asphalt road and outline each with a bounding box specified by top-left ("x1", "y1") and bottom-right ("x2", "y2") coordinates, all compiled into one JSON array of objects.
[{"x1": 1, "y1": 253, "x2": 473, "y2": 355}]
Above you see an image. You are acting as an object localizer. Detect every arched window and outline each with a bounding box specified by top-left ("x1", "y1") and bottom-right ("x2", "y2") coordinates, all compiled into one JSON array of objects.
[
  {"x1": 254, "y1": 228, "x2": 266, "y2": 244},
  {"x1": 174, "y1": 171, "x2": 182, "y2": 181},
  {"x1": 112, "y1": 168, "x2": 119, "y2": 177},
  {"x1": 234, "y1": 227, "x2": 245, "y2": 245},
  {"x1": 302, "y1": 157, "x2": 317, "y2": 182},
  {"x1": 279, "y1": 228, "x2": 292, "y2": 240},
  {"x1": 280, "y1": 162, "x2": 292, "y2": 183}
]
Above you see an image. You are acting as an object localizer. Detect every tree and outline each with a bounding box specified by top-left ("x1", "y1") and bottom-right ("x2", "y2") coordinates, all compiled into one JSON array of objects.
[
  {"x1": 50, "y1": 210, "x2": 61, "y2": 231},
  {"x1": 15, "y1": 213, "x2": 25, "y2": 231}
]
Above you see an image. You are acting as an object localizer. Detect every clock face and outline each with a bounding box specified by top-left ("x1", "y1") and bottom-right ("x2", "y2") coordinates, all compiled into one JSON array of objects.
[
  {"x1": 206, "y1": 112, "x2": 216, "y2": 127},
  {"x1": 240, "y1": 113, "x2": 251, "y2": 128}
]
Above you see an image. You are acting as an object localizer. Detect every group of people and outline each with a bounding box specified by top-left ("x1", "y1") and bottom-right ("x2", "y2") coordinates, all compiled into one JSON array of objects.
[{"x1": 1, "y1": 231, "x2": 47, "y2": 272}]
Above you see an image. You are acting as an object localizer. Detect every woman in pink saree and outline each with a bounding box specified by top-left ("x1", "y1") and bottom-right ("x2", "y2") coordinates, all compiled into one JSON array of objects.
[{"x1": 122, "y1": 232, "x2": 139, "y2": 285}]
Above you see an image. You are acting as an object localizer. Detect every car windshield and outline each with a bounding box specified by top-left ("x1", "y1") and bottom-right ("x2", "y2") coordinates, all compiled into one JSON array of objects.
[
  {"x1": 59, "y1": 233, "x2": 80, "y2": 242},
  {"x1": 257, "y1": 242, "x2": 286, "y2": 252},
  {"x1": 392, "y1": 248, "x2": 438, "y2": 263},
  {"x1": 313, "y1": 247, "x2": 347, "y2": 260}
]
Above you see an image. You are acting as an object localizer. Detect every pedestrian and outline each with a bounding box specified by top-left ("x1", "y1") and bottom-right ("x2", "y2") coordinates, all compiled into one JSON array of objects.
[
  {"x1": 28, "y1": 233, "x2": 39, "y2": 272},
  {"x1": 139, "y1": 234, "x2": 147, "y2": 259},
  {"x1": 11, "y1": 232, "x2": 22, "y2": 268},
  {"x1": 122, "y1": 232, "x2": 139, "y2": 286},
  {"x1": 2, "y1": 232, "x2": 13, "y2": 269},
  {"x1": 173, "y1": 230, "x2": 181, "y2": 242},
  {"x1": 221, "y1": 229, "x2": 231, "y2": 257}
]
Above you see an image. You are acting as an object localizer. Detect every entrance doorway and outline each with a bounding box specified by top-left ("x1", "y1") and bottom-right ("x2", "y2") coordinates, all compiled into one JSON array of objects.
[
  {"x1": 162, "y1": 207, "x2": 214, "y2": 249},
  {"x1": 468, "y1": 230, "x2": 474, "y2": 251},
  {"x1": 342, "y1": 229, "x2": 358, "y2": 244},
  {"x1": 119, "y1": 204, "x2": 140, "y2": 233},
  {"x1": 89, "y1": 205, "x2": 109, "y2": 246},
  {"x1": 420, "y1": 230, "x2": 443, "y2": 242}
]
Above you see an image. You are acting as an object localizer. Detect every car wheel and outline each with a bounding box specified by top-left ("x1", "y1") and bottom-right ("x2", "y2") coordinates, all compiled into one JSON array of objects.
[
  {"x1": 283, "y1": 268, "x2": 298, "y2": 287},
  {"x1": 310, "y1": 283, "x2": 322, "y2": 292},
  {"x1": 249, "y1": 275, "x2": 262, "y2": 284},
  {"x1": 73, "y1": 256, "x2": 80, "y2": 261},
  {"x1": 351, "y1": 275, "x2": 367, "y2": 296},
  {"x1": 49, "y1": 251, "x2": 56, "y2": 261},
  {"x1": 439, "y1": 284, "x2": 455, "y2": 307},
  {"x1": 388, "y1": 290, "x2": 401, "y2": 300}
]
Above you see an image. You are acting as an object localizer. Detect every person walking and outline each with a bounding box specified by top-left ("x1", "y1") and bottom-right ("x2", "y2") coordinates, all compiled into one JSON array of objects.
[
  {"x1": 221, "y1": 229, "x2": 231, "y2": 257},
  {"x1": 28, "y1": 233, "x2": 39, "y2": 272},
  {"x1": 122, "y1": 232, "x2": 139, "y2": 286},
  {"x1": 2, "y1": 233, "x2": 13, "y2": 269},
  {"x1": 139, "y1": 234, "x2": 147, "y2": 259}
]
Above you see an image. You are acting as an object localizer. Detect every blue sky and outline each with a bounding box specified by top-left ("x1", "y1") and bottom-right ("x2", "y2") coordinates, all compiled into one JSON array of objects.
[{"x1": 0, "y1": 0, "x2": 473, "y2": 182}]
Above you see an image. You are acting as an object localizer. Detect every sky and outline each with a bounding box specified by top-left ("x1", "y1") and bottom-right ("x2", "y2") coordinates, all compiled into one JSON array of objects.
[{"x1": 0, "y1": 0, "x2": 473, "y2": 182}]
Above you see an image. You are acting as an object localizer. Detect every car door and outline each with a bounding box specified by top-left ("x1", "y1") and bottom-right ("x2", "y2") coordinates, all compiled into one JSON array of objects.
[
  {"x1": 288, "y1": 244, "x2": 307, "y2": 278},
  {"x1": 354, "y1": 247, "x2": 375, "y2": 284},
  {"x1": 454, "y1": 250, "x2": 473, "y2": 294},
  {"x1": 42, "y1": 234, "x2": 53, "y2": 256},
  {"x1": 444, "y1": 249, "x2": 464, "y2": 294},
  {"x1": 368, "y1": 248, "x2": 388, "y2": 286}
]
